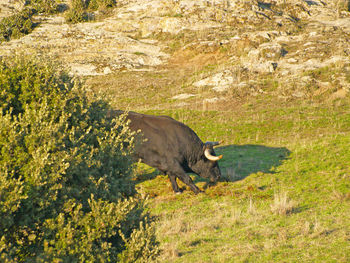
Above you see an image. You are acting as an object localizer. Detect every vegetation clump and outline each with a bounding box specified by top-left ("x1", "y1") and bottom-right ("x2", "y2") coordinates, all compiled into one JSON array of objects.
[
  {"x1": 0, "y1": 0, "x2": 59, "y2": 42},
  {"x1": 0, "y1": 8, "x2": 35, "y2": 42},
  {"x1": 0, "y1": 55, "x2": 159, "y2": 262},
  {"x1": 27, "y1": 0, "x2": 59, "y2": 14},
  {"x1": 65, "y1": 0, "x2": 89, "y2": 23},
  {"x1": 0, "y1": 0, "x2": 116, "y2": 41},
  {"x1": 270, "y1": 192, "x2": 297, "y2": 215},
  {"x1": 65, "y1": 0, "x2": 116, "y2": 24}
]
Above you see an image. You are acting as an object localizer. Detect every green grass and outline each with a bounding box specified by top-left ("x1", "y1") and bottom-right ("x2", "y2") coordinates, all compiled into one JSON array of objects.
[{"x1": 132, "y1": 103, "x2": 350, "y2": 262}]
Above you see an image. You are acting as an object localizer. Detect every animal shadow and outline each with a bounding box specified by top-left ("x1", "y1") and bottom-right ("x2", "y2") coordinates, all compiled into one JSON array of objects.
[
  {"x1": 134, "y1": 144, "x2": 290, "y2": 187},
  {"x1": 214, "y1": 144, "x2": 291, "y2": 182}
]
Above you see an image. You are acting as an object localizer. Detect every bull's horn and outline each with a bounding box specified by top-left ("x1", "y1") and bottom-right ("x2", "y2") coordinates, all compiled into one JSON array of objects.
[
  {"x1": 205, "y1": 141, "x2": 221, "y2": 147},
  {"x1": 204, "y1": 148, "x2": 223, "y2": 161}
]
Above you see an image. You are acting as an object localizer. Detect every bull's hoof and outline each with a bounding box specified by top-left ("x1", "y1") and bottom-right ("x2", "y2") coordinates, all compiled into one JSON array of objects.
[
  {"x1": 197, "y1": 190, "x2": 205, "y2": 195},
  {"x1": 218, "y1": 177, "x2": 229, "y2": 182},
  {"x1": 203, "y1": 182, "x2": 216, "y2": 189},
  {"x1": 174, "y1": 188, "x2": 183, "y2": 194},
  {"x1": 193, "y1": 189, "x2": 204, "y2": 194}
]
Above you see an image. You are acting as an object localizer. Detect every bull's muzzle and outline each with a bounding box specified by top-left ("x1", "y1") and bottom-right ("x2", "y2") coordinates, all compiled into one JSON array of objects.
[{"x1": 210, "y1": 173, "x2": 220, "y2": 183}]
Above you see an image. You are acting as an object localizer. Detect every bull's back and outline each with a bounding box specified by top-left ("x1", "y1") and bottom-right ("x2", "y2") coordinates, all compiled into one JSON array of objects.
[
  {"x1": 126, "y1": 112, "x2": 184, "y2": 146},
  {"x1": 113, "y1": 110, "x2": 203, "y2": 159},
  {"x1": 126, "y1": 111, "x2": 174, "y2": 132}
]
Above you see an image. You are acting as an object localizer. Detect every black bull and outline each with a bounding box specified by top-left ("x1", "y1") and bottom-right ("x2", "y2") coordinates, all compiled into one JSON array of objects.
[{"x1": 114, "y1": 111, "x2": 223, "y2": 194}]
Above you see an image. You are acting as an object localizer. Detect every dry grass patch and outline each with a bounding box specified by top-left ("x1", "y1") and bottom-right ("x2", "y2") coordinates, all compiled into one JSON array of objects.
[
  {"x1": 331, "y1": 190, "x2": 350, "y2": 202},
  {"x1": 168, "y1": 47, "x2": 226, "y2": 71},
  {"x1": 248, "y1": 197, "x2": 257, "y2": 215},
  {"x1": 230, "y1": 207, "x2": 242, "y2": 225},
  {"x1": 270, "y1": 191, "x2": 297, "y2": 215},
  {"x1": 300, "y1": 218, "x2": 332, "y2": 239}
]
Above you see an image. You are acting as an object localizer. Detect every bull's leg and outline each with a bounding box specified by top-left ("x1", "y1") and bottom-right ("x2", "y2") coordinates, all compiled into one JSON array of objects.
[
  {"x1": 176, "y1": 173, "x2": 202, "y2": 194},
  {"x1": 168, "y1": 174, "x2": 181, "y2": 193},
  {"x1": 167, "y1": 163, "x2": 201, "y2": 194}
]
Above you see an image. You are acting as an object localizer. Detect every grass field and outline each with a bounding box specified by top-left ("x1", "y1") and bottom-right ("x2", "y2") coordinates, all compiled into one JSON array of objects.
[
  {"x1": 87, "y1": 40, "x2": 350, "y2": 262},
  {"x1": 134, "y1": 105, "x2": 350, "y2": 262}
]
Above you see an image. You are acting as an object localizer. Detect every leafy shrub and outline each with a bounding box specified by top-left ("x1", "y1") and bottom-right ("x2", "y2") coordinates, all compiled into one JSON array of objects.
[
  {"x1": 0, "y1": 8, "x2": 34, "y2": 42},
  {"x1": 88, "y1": 0, "x2": 116, "y2": 10},
  {"x1": 27, "y1": 0, "x2": 59, "y2": 14},
  {"x1": 65, "y1": 0, "x2": 89, "y2": 24},
  {"x1": 0, "y1": 1, "x2": 59, "y2": 42},
  {"x1": 65, "y1": 0, "x2": 116, "y2": 23},
  {"x1": 0, "y1": 55, "x2": 159, "y2": 262}
]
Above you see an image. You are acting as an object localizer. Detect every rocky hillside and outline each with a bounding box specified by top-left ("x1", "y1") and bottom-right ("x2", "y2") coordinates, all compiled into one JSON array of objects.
[{"x1": 1, "y1": 0, "x2": 350, "y2": 106}]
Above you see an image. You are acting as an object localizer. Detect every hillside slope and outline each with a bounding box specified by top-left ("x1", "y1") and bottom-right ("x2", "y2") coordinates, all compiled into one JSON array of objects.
[{"x1": 1, "y1": 0, "x2": 350, "y2": 106}]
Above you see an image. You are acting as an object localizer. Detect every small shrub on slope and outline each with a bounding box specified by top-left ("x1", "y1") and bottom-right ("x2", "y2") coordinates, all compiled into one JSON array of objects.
[
  {"x1": 0, "y1": 1, "x2": 59, "y2": 42},
  {"x1": 65, "y1": 0, "x2": 116, "y2": 23},
  {"x1": 28, "y1": 0, "x2": 59, "y2": 14},
  {"x1": 65, "y1": 0, "x2": 88, "y2": 23},
  {"x1": 0, "y1": 8, "x2": 34, "y2": 42},
  {"x1": 0, "y1": 55, "x2": 159, "y2": 262},
  {"x1": 88, "y1": 0, "x2": 116, "y2": 10}
]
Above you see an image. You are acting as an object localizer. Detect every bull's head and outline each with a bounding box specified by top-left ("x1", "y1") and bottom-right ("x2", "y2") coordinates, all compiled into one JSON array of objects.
[{"x1": 192, "y1": 141, "x2": 223, "y2": 183}]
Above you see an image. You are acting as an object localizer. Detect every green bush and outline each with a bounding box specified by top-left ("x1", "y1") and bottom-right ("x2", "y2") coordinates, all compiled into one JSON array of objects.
[
  {"x1": 88, "y1": 0, "x2": 116, "y2": 10},
  {"x1": 0, "y1": 55, "x2": 159, "y2": 262},
  {"x1": 65, "y1": 0, "x2": 116, "y2": 24},
  {"x1": 0, "y1": 8, "x2": 34, "y2": 42},
  {"x1": 65, "y1": 0, "x2": 88, "y2": 23},
  {"x1": 0, "y1": 1, "x2": 58, "y2": 42},
  {"x1": 28, "y1": 0, "x2": 59, "y2": 14}
]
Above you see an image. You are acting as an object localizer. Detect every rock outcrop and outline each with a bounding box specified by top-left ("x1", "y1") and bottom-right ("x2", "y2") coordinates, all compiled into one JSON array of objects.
[{"x1": 1, "y1": 0, "x2": 349, "y2": 103}]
